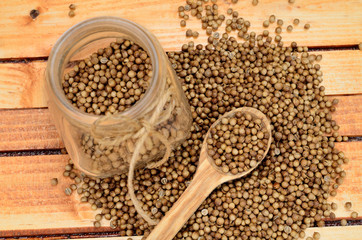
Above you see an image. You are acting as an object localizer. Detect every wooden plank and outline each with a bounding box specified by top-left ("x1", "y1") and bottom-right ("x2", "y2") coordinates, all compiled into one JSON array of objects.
[
  {"x1": 319, "y1": 50, "x2": 362, "y2": 96},
  {"x1": 0, "y1": 61, "x2": 47, "y2": 109},
  {"x1": 331, "y1": 95, "x2": 362, "y2": 138},
  {"x1": 0, "y1": 108, "x2": 63, "y2": 151},
  {"x1": 76, "y1": 238, "x2": 142, "y2": 240},
  {"x1": 0, "y1": 0, "x2": 361, "y2": 59},
  {"x1": 0, "y1": 50, "x2": 361, "y2": 109},
  {"x1": 304, "y1": 226, "x2": 362, "y2": 240},
  {"x1": 5, "y1": 227, "x2": 362, "y2": 240},
  {"x1": 0, "y1": 95, "x2": 361, "y2": 152},
  {"x1": 0, "y1": 155, "x2": 113, "y2": 237},
  {"x1": 328, "y1": 142, "x2": 362, "y2": 218},
  {"x1": 0, "y1": 142, "x2": 360, "y2": 237}
]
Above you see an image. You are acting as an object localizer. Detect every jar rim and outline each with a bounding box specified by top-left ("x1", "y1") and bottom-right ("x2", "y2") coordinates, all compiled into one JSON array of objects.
[{"x1": 46, "y1": 16, "x2": 165, "y2": 125}]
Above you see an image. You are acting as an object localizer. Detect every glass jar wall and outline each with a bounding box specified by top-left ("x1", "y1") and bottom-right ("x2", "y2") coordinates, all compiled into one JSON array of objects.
[{"x1": 45, "y1": 17, "x2": 192, "y2": 177}]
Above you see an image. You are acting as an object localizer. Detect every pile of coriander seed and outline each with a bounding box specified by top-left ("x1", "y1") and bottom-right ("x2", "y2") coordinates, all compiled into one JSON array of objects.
[
  {"x1": 207, "y1": 112, "x2": 269, "y2": 174},
  {"x1": 60, "y1": 0, "x2": 352, "y2": 239}
]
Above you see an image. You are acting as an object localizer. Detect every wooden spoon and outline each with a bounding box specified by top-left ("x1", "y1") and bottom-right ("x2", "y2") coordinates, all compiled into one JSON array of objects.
[{"x1": 147, "y1": 107, "x2": 272, "y2": 240}]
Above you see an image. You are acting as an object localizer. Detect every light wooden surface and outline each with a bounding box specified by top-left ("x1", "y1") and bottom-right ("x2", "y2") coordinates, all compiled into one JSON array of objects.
[
  {"x1": 0, "y1": 0, "x2": 361, "y2": 239},
  {"x1": 0, "y1": 0, "x2": 361, "y2": 58},
  {"x1": 1, "y1": 95, "x2": 360, "y2": 152},
  {"x1": 0, "y1": 50, "x2": 361, "y2": 109},
  {"x1": 0, "y1": 142, "x2": 360, "y2": 237}
]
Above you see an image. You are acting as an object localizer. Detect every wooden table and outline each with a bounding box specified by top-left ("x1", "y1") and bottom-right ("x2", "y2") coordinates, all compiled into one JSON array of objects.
[{"x1": 0, "y1": 0, "x2": 361, "y2": 239}]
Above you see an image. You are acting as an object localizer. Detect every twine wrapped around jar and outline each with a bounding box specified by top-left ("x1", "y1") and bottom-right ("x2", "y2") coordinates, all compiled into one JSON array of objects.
[{"x1": 90, "y1": 87, "x2": 176, "y2": 225}]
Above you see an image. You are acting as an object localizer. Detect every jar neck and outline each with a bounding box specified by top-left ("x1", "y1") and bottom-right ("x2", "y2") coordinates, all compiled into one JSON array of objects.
[{"x1": 46, "y1": 17, "x2": 166, "y2": 126}]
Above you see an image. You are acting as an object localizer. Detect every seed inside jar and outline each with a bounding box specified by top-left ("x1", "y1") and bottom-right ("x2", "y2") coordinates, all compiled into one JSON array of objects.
[
  {"x1": 62, "y1": 39, "x2": 152, "y2": 115},
  {"x1": 207, "y1": 112, "x2": 269, "y2": 174}
]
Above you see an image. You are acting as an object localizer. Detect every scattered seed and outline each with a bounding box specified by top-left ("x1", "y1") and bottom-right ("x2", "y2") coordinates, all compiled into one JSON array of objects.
[
  {"x1": 313, "y1": 232, "x2": 321, "y2": 240},
  {"x1": 51, "y1": 178, "x2": 58, "y2": 186},
  {"x1": 351, "y1": 211, "x2": 358, "y2": 218},
  {"x1": 269, "y1": 15, "x2": 276, "y2": 23},
  {"x1": 68, "y1": 10, "x2": 75, "y2": 18},
  {"x1": 304, "y1": 23, "x2": 311, "y2": 29},
  {"x1": 69, "y1": 4, "x2": 76, "y2": 10},
  {"x1": 65, "y1": 187, "x2": 72, "y2": 196},
  {"x1": 30, "y1": 9, "x2": 39, "y2": 19},
  {"x1": 341, "y1": 219, "x2": 348, "y2": 226},
  {"x1": 180, "y1": 20, "x2": 186, "y2": 27}
]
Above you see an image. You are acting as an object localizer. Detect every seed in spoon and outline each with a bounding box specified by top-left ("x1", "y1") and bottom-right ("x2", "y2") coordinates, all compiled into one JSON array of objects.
[{"x1": 207, "y1": 111, "x2": 269, "y2": 175}]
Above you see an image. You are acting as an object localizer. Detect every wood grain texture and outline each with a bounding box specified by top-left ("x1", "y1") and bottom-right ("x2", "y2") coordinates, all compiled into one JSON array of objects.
[
  {"x1": 0, "y1": 142, "x2": 360, "y2": 237},
  {"x1": 328, "y1": 142, "x2": 362, "y2": 219},
  {"x1": 0, "y1": 61, "x2": 47, "y2": 108},
  {"x1": 0, "y1": 95, "x2": 361, "y2": 152},
  {"x1": 331, "y1": 95, "x2": 362, "y2": 138},
  {"x1": 304, "y1": 226, "x2": 362, "y2": 240},
  {"x1": 0, "y1": 155, "x2": 112, "y2": 237},
  {"x1": 0, "y1": 0, "x2": 361, "y2": 59},
  {"x1": 0, "y1": 108, "x2": 63, "y2": 151},
  {"x1": 11, "y1": 226, "x2": 360, "y2": 240},
  {"x1": 0, "y1": 50, "x2": 361, "y2": 109}
]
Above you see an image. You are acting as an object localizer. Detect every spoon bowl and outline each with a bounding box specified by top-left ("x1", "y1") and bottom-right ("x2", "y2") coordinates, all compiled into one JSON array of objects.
[{"x1": 147, "y1": 107, "x2": 272, "y2": 240}]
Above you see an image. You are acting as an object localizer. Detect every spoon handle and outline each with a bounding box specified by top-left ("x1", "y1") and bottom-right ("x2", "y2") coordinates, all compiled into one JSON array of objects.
[{"x1": 147, "y1": 154, "x2": 223, "y2": 240}]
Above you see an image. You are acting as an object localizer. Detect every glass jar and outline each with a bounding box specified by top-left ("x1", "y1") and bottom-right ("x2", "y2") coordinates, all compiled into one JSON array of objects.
[{"x1": 45, "y1": 17, "x2": 192, "y2": 177}]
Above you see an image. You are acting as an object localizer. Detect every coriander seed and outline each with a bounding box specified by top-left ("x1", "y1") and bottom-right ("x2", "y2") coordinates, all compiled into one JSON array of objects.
[
  {"x1": 69, "y1": 4, "x2": 76, "y2": 10},
  {"x1": 65, "y1": 187, "x2": 72, "y2": 196},
  {"x1": 341, "y1": 219, "x2": 348, "y2": 226},
  {"x1": 68, "y1": 11, "x2": 75, "y2": 18},
  {"x1": 269, "y1": 15, "x2": 276, "y2": 23},
  {"x1": 51, "y1": 178, "x2": 58, "y2": 186},
  {"x1": 313, "y1": 232, "x2": 321, "y2": 240}
]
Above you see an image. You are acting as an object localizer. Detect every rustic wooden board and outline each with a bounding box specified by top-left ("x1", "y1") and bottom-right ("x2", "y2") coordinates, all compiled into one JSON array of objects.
[
  {"x1": 0, "y1": 0, "x2": 361, "y2": 59},
  {"x1": 0, "y1": 50, "x2": 361, "y2": 109},
  {"x1": 0, "y1": 95, "x2": 361, "y2": 152},
  {"x1": 304, "y1": 226, "x2": 362, "y2": 240},
  {"x1": 5, "y1": 227, "x2": 362, "y2": 240},
  {"x1": 0, "y1": 142, "x2": 360, "y2": 237},
  {"x1": 0, "y1": 108, "x2": 63, "y2": 151}
]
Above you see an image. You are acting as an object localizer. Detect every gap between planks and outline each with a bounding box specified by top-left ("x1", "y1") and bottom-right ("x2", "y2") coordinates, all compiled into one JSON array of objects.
[
  {"x1": 0, "y1": 0, "x2": 361, "y2": 58},
  {"x1": 0, "y1": 50, "x2": 360, "y2": 109},
  {"x1": 0, "y1": 142, "x2": 360, "y2": 237}
]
